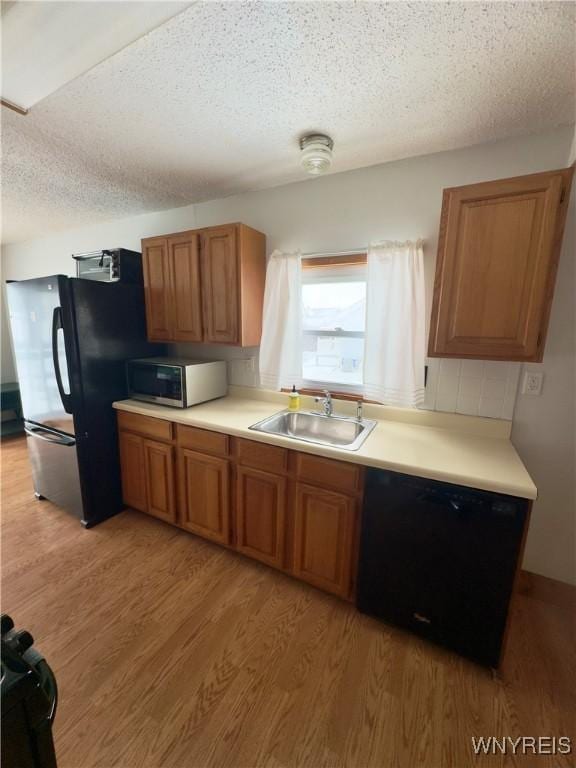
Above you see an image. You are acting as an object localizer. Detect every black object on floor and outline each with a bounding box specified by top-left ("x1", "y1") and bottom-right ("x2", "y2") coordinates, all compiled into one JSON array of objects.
[
  {"x1": 1, "y1": 383, "x2": 23, "y2": 438},
  {"x1": 356, "y1": 468, "x2": 529, "y2": 667},
  {"x1": 1, "y1": 614, "x2": 58, "y2": 768}
]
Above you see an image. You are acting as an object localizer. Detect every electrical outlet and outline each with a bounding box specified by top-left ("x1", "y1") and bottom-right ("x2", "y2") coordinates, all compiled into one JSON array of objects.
[{"x1": 522, "y1": 371, "x2": 543, "y2": 396}]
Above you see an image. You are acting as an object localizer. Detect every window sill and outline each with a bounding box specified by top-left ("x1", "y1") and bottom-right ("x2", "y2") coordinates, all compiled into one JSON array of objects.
[{"x1": 281, "y1": 386, "x2": 379, "y2": 404}]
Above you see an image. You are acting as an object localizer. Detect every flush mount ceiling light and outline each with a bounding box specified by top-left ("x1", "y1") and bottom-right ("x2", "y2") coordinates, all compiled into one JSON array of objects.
[
  {"x1": 1, "y1": 1, "x2": 191, "y2": 114},
  {"x1": 299, "y1": 134, "x2": 334, "y2": 175}
]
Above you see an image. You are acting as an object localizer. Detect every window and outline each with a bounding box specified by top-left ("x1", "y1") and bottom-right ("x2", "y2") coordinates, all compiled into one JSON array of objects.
[{"x1": 302, "y1": 256, "x2": 367, "y2": 392}]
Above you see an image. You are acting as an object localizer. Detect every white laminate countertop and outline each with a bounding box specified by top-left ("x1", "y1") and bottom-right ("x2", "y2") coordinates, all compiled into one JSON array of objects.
[{"x1": 113, "y1": 390, "x2": 537, "y2": 500}]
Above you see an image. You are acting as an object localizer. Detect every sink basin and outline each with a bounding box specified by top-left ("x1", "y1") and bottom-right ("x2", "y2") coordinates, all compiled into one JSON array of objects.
[{"x1": 248, "y1": 410, "x2": 377, "y2": 451}]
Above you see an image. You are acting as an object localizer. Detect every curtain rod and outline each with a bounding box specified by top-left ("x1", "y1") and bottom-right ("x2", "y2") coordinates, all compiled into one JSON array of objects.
[
  {"x1": 301, "y1": 248, "x2": 367, "y2": 258},
  {"x1": 302, "y1": 239, "x2": 424, "y2": 258}
]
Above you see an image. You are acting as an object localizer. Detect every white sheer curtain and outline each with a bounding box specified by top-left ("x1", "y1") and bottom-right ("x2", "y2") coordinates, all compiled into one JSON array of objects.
[
  {"x1": 258, "y1": 250, "x2": 303, "y2": 390},
  {"x1": 363, "y1": 240, "x2": 426, "y2": 407}
]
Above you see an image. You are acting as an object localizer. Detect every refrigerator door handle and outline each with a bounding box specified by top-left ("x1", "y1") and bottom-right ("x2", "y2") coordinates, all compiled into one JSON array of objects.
[
  {"x1": 24, "y1": 425, "x2": 76, "y2": 447},
  {"x1": 52, "y1": 306, "x2": 73, "y2": 413}
]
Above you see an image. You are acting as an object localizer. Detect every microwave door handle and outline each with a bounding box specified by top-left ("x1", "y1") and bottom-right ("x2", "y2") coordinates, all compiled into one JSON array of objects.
[{"x1": 52, "y1": 307, "x2": 73, "y2": 413}]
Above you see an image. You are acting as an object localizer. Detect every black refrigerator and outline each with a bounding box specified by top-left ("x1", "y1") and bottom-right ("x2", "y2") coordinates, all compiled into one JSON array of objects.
[{"x1": 6, "y1": 270, "x2": 163, "y2": 527}]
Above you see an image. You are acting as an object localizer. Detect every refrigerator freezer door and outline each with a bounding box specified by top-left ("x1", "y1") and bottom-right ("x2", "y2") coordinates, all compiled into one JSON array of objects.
[
  {"x1": 68, "y1": 278, "x2": 164, "y2": 525},
  {"x1": 24, "y1": 422, "x2": 83, "y2": 519},
  {"x1": 6, "y1": 277, "x2": 76, "y2": 436}
]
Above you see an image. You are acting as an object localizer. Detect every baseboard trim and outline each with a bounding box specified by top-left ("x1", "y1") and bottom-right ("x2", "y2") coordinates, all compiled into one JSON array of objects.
[{"x1": 517, "y1": 569, "x2": 576, "y2": 610}]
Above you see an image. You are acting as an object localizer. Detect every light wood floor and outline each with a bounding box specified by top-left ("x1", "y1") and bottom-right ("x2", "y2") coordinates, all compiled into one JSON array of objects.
[{"x1": 2, "y1": 436, "x2": 574, "y2": 768}]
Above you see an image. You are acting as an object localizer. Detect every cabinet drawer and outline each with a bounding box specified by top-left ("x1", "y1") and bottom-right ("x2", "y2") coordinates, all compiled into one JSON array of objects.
[
  {"x1": 235, "y1": 438, "x2": 288, "y2": 474},
  {"x1": 176, "y1": 424, "x2": 229, "y2": 456},
  {"x1": 296, "y1": 453, "x2": 361, "y2": 495},
  {"x1": 117, "y1": 411, "x2": 173, "y2": 442}
]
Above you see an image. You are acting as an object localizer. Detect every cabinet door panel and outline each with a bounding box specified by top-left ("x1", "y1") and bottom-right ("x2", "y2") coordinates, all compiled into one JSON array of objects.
[
  {"x1": 119, "y1": 431, "x2": 147, "y2": 512},
  {"x1": 169, "y1": 233, "x2": 203, "y2": 342},
  {"x1": 201, "y1": 226, "x2": 239, "y2": 344},
  {"x1": 236, "y1": 466, "x2": 286, "y2": 569},
  {"x1": 178, "y1": 449, "x2": 230, "y2": 544},
  {"x1": 429, "y1": 171, "x2": 568, "y2": 360},
  {"x1": 143, "y1": 440, "x2": 176, "y2": 523},
  {"x1": 293, "y1": 483, "x2": 356, "y2": 598},
  {"x1": 142, "y1": 238, "x2": 172, "y2": 340}
]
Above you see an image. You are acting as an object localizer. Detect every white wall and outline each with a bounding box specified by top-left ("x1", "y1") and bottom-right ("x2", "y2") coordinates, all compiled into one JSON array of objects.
[
  {"x1": 2, "y1": 124, "x2": 574, "y2": 583},
  {"x1": 511, "y1": 165, "x2": 575, "y2": 584},
  {"x1": 1, "y1": 292, "x2": 17, "y2": 383}
]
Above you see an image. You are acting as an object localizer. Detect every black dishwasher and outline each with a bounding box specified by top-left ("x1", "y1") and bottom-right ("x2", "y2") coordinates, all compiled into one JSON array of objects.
[{"x1": 356, "y1": 468, "x2": 529, "y2": 667}]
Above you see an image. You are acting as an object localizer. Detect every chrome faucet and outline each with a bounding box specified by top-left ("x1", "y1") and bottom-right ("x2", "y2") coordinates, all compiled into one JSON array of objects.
[
  {"x1": 315, "y1": 389, "x2": 333, "y2": 417},
  {"x1": 356, "y1": 400, "x2": 363, "y2": 422}
]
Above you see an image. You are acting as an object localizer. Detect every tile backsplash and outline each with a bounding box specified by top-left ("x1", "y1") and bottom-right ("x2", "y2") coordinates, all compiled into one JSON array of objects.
[
  {"x1": 205, "y1": 347, "x2": 521, "y2": 422},
  {"x1": 422, "y1": 358, "x2": 521, "y2": 420}
]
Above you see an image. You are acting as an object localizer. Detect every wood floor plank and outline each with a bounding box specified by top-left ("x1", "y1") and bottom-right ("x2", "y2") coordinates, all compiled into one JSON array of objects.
[{"x1": 2, "y1": 436, "x2": 574, "y2": 768}]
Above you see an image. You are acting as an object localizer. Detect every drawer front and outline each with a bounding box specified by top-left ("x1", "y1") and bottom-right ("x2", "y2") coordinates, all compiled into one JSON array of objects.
[
  {"x1": 296, "y1": 453, "x2": 361, "y2": 495},
  {"x1": 176, "y1": 424, "x2": 229, "y2": 456},
  {"x1": 235, "y1": 438, "x2": 288, "y2": 474},
  {"x1": 117, "y1": 411, "x2": 173, "y2": 442}
]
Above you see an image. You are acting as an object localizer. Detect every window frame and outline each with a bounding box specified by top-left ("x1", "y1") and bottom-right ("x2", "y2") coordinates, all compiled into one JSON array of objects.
[{"x1": 300, "y1": 253, "x2": 367, "y2": 398}]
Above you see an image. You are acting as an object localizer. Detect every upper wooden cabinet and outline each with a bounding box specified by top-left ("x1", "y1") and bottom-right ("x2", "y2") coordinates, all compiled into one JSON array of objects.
[
  {"x1": 142, "y1": 223, "x2": 266, "y2": 346},
  {"x1": 200, "y1": 225, "x2": 239, "y2": 344},
  {"x1": 169, "y1": 232, "x2": 203, "y2": 343},
  {"x1": 428, "y1": 168, "x2": 574, "y2": 361},
  {"x1": 142, "y1": 237, "x2": 173, "y2": 341}
]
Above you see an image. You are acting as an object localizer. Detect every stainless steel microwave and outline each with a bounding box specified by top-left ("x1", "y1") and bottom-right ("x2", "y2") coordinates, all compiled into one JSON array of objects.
[{"x1": 126, "y1": 358, "x2": 227, "y2": 408}]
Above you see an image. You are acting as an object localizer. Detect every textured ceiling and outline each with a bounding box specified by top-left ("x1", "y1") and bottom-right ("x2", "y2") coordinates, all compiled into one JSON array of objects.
[{"x1": 2, "y1": 1, "x2": 575, "y2": 244}]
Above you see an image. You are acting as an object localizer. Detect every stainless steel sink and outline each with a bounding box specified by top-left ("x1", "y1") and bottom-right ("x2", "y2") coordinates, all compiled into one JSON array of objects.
[{"x1": 248, "y1": 410, "x2": 377, "y2": 451}]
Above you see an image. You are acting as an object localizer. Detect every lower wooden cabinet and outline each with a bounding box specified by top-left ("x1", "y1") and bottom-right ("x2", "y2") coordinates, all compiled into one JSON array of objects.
[
  {"x1": 143, "y1": 440, "x2": 175, "y2": 523},
  {"x1": 119, "y1": 431, "x2": 147, "y2": 512},
  {"x1": 292, "y1": 483, "x2": 357, "y2": 599},
  {"x1": 118, "y1": 416, "x2": 360, "y2": 601},
  {"x1": 178, "y1": 448, "x2": 231, "y2": 545},
  {"x1": 119, "y1": 431, "x2": 175, "y2": 523},
  {"x1": 235, "y1": 465, "x2": 287, "y2": 569}
]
